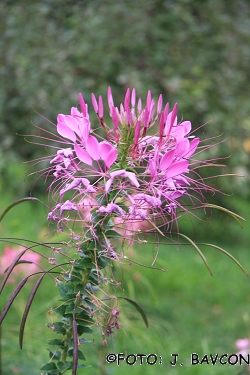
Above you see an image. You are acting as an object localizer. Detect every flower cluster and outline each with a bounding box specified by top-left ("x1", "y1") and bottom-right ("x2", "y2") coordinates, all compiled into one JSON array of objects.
[{"x1": 46, "y1": 87, "x2": 203, "y2": 244}]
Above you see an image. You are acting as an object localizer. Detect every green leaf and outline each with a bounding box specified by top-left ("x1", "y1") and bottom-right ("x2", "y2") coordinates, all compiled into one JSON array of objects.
[
  {"x1": 76, "y1": 317, "x2": 94, "y2": 326},
  {"x1": 68, "y1": 348, "x2": 86, "y2": 360},
  {"x1": 49, "y1": 322, "x2": 67, "y2": 335},
  {"x1": 48, "y1": 339, "x2": 65, "y2": 349},
  {"x1": 97, "y1": 256, "x2": 108, "y2": 268},
  {"x1": 57, "y1": 361, "x2": 72, "y2": 372},
  {"x1": 79, "y1": 338, "x2": 91, "y2": 344},
  {"x1": 40, "y1": 362, "x2": 58, "y2": 371},
  {"x1": 77, "y1": 326, "x2": 93, "y2": 335},
  {"x1": 105, "y1": 230, "x2": 122, "y2": 238},
  {"x1": 77, "y1": 257, "x2": 94, "y2": 269},
  {"x1": 49, "y1": 350, "x2": 61, "y2": 360},
  {"x1": 70, "y1": 270, "x2": 82, "y2": 283},
  {"x1": 88, "y1": 271, "x2": 99, "y2": 285},
  {"x1": 58, "y1": 283, "x2": 74, "y2": 301},
  {"x1": 65, "y1": 304, "x2": 82, "y2": 315},
  {"x1": 53, "y1": 304, "x2": 67, "y2": 316}
]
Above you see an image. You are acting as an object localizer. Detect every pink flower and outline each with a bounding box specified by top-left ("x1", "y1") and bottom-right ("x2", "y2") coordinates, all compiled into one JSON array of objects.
[
  {"x1": 40, "y1": 86, "x2": 212, "y2": 244},
  {"x1": 236, "y1": 338, "x2": 250, "y2": 351}
]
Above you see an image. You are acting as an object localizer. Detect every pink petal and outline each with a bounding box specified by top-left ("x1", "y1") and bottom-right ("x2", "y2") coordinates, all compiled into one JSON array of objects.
[
  {"x1": 91, "y1": 93, "x2": 98, "y2": 113},
  {"x1": 124, "y1": 88, "x2": 130, "y2": 110},
  {"x1": 146, "y1": 90, "x2": 152, "y2": 108},
  {"x1": 107, "y1": 86, "x2": 114, "y2": 112},
  {"x1": 111, "y1": 106, "x2": 119, "y2": 130},
  {"x1": 109, "y1": 170, "x2": 139, "y2": 188},
  {"x1": 185, "y1": 138, "x2": 200, "y2": 158},
  {"x1": 71, "y1": 107, "x2": 81, "y2": 117},
  {"x1": 105, "y1": 148, "x2": 118, "y2": 167},
  {"x1": 157, "y1": 94, "x2": 163, "y2": 114},
  {"x1": 134, "y1": 120, "x2": 141, "y2": 145},
  {"x1": 78, "y1": 93, "x2": 88, "y2": 117},
  {"x1": 99, "y1": 141, "x2": 113, "y2": 159},
  {"x1": 159, "y1": 112, "x2": 165, "y2": 138},
  {"x1": 166, "y1": 160, "x2": 189, "y2": 178},
  {"x1": 98, "y1": 96, "x2": 104, "y2": 118},
  {"x1": 74, "y1": 144, "x2": 92, "y2": 165},
  {"x1": 149, "y1": 159, "x2": 156, "y2": 180},
  {"x1": 57, "y1": 121, "x2": 76, "y2": 142},
  {"x1": 80, "y1": 118, "x2": 90, "y2": 142},
  {"x1": 173, "y1": 121, "x2": 192, "y2": 140},
  {"x1": 105, "y1": 178, "x2": 113, "y2": 193},
  {"x1": 168, "y1": 190, "x2": 185, "y2": 199},
  {"x1": 170, "y1": 103, "x2": 178, "y2": 129},
  {"x1": 110, "y1": 170, "x2": 126, "y2": 178},
  {"x1": 160, "y1": 150, "x2": 175, "y2": 171},
  {"x1": 125, "y1": 171, "x2": 140, "y2": 187},
  {"x1": 131, "y1": 88, "x2": 136, "y2": 107},
  {"x1": 175, "y1": 139, "x2": 190, "y2": 158},
  {"x1": 85, "y1": 136, "x2": 100, "y2": 160},
  {"x1": 137, "y1": 98, "x2": 142, "y2": 114},
  {"x1": 64, "y1": 115, "x2": 80, "y2": 132},
  {"x1": 236, "y1": 339, "x2": 250, "y2": 350}
]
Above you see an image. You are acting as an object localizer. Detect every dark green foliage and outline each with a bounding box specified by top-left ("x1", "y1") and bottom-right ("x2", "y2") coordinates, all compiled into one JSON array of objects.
[{"x1": 1, "y1": 0, "x2": 250, "y2": 196}]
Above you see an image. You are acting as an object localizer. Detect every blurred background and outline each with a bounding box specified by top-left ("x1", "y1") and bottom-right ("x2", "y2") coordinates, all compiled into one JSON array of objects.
[{"x1": 0, "y1": 1, "x2": 250, "y2": 374}]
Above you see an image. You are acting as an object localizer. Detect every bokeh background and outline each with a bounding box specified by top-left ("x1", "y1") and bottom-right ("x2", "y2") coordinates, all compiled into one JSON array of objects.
[{"x1": 1, "y1": 1, "x2": 250, "y2": 374}]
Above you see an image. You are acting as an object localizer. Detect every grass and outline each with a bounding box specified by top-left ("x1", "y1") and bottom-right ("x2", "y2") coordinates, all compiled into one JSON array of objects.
[{"x1": 0, "y1": 191, "x2": 250, "y2": 375}]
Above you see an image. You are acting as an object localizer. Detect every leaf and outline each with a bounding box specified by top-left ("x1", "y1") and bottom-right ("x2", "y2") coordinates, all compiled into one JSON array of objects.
[
  {"x1": 48, "y1": 339, "x2": 65, "y2": 349},
  {"x1": 65, "y1": 304, "x2": 81, "y2": 315},
  {"x1": 202, "y1": 243, "x2": 248, "y2": 276},
  {"x1": 77, "y1": 257, "x2": 94, "y2": 269},
  {"x1": 40, "y1": 362, "x2": 58, "y2": 371},
  {"x1": 19, "y1": 273, "x2": 46, "y2": 348},
  {"x1": 97, "y1": 256, "x2": 108, "y2": 269},
  {"x1": 50, "y1": 322, "x2": 67, "y2": 335},
  {"x1": 76, "y1": 317, "x2": 94, "y2": 327},
  {"x1": 68, "y1": 348, "x2": 86, "y2": 360},
  {"x1": 77, "y1": 326, "x2": 93, "y2": 336},
  {"x1": 178, "y1": 233, "x2": 213, "y2": 275},
  {"x1": 53, "y1": 304, "x2": 67, "y2": 316},
  {"x1": 49, "y1": 350, "x2": 61, "y2": 360},
  {"x1": 57, "y1": 361, "x2": 72, "y2": 372},
  {"x1": 79, "y1": 338, "x2": 91, "y2": 345},
  {"x1": 58, "y1": 283, "x2": 74, "y2": 301},
  {"x1": 0, "y1": 277, "x2": 29, "y2": 324},
  {"x1": 105, "y1": 230, "x2": 122, "y2": 238},
  {"x1": 120, "y1": 296, "x2": 149, "y2": 328}
]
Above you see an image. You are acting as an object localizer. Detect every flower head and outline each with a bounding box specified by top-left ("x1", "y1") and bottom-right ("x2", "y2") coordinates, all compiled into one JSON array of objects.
[{"x1": 40, "y1": 87, "x2": 212, "y2": 249}]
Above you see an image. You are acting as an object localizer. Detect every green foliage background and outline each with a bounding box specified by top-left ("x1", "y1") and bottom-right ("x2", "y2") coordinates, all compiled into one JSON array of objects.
[{"x1": 1, "y1": 0, "x2": 250, "y2": 196}]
